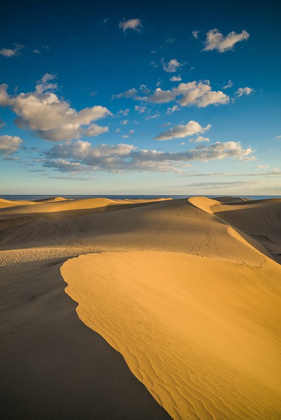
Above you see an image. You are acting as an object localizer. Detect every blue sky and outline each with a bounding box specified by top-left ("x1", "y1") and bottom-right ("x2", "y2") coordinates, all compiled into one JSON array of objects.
[{"x1": 0, "y1": 0, "x2": 281, "y2": 195}]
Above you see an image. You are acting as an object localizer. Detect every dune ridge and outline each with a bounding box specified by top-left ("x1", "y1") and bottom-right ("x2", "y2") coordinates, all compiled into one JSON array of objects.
[{"x1": 1, "y1": 196, "x2": 281, "y2": 419}]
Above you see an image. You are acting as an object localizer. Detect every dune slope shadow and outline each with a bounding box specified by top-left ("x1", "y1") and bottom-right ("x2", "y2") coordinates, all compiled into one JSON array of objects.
[{"x1": 0, "y1": 258, "x2": 171, "y2": 420}]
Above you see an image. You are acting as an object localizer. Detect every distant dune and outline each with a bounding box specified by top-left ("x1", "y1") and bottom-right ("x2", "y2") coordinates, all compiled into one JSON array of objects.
[{"x1": 1, "y1": 196, "x2": 281, "y2": 419}]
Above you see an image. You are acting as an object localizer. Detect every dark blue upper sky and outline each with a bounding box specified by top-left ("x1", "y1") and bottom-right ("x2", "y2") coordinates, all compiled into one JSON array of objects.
[{"x1": 0, "y1": 0, "x2": 281, "y2": 194}]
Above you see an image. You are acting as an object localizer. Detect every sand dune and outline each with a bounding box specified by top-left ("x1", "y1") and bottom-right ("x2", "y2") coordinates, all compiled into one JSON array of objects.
[
  {"x1": 0, "y1": 196, "x2": 170, "y2": 232},
  {"x1": 190, "y1": 196, "x2": 281, "y2": 263},
  {"x1": 1, "y1": 196, "x2": 281, "y2": 419}
]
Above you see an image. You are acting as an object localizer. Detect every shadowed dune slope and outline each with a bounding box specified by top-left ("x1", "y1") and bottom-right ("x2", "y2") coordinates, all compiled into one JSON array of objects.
[
  {"x1": 0, "y1": 198, "x2": 272, "y2": 265},
  {"x1": 190, "y1": 196, "x2": 281, "y2": 263}
]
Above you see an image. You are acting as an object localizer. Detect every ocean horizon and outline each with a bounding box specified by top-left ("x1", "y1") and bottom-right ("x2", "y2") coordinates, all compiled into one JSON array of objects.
[{"x1": 1, "y1": 194, "x2": 281, "y2": 201}]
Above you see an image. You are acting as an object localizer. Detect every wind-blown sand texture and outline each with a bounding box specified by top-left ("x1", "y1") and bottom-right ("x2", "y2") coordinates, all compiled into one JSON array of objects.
[{"x1": 1, "y1": 196, "x2": 281, "y2": 419}]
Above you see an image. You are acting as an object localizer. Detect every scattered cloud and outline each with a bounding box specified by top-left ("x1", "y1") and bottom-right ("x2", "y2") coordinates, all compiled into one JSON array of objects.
[
  {"x1": 42, "y1": 139, "x2": 254, "y2": 173},
  {"x1": 223, "y1": 80, "x2": 233, "y2": 89},
  {"x1": 170, "y1": 76, "x2": 182, "y2": 82},
  {"x1": 135, "y1": 105, "x2": 146, "y2": 114},
  {"x1": 0, "y1": 43, "x2": 24, "y2": 57},
  {"x1": 155, "y1": 121, "x2": 211, "y2": 140},
  {"x1": 0, "y1": 135, "x2": 23, "y2": 155},
  {"x1": 122, "y1": 129, "x2": 135, "y2": 138},
  {"x1": 145, "y1": 88, "x2": 175, "y2": 103},
  {"x1": 146, "y1": 113, "x2": 160, "y2": 120},
  {"x1": 119, "y1": 18, "x2": 142, "y2": 32},
  {"x1": 236, "y1": 87, "x2": 254, "y2": 97},
  {"x1": 189, "y1": 136, "x2": 210, "y2": 143},
  {"x1": 0, "y1": 119, "x2": 6, "y2": 129},
  {"x1": 118, "y1": 108, "x2": 130, "y2": 116},
  {"x1": 0, "y1": 75, "x2": 112, "y2": 141},
  {"x1": 192, "y1": 30, "x2": 199, "y2": 39},
  {"x1": 166, "y1": 105, "x2": 180, "y2": 114},
  {"x1": 33, "y1": 49, "x2": 40, "y2": 54},
  {"x1": 203, "y1": 29, "x2": 250, "y2": 53},
  {"x1": 275, "y1": 135, "x2": 281, "y2": 139},
  {"x1": 120, "y1": 119, "x2": 129, "y2": 125},
  {"x1": 187, "y1": 180, "x2": 256, "y2": 189},
  {"x1": 173, "y1": 80, "x2": 229, "y2": 107},
  {"x1": 257, "y1": 165, "x2": 269, "y2": 169},
  {"x1": 161, "y1": 58, "x2": 181, "y2": 73},
  {"x1": 114, "y1": 80, "x2": 229, "y2": 107}
]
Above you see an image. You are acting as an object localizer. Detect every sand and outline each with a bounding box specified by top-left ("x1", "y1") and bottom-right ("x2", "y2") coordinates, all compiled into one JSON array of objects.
[{"x1": 1, "y1": 196, "x2": 281, "y2": 419}]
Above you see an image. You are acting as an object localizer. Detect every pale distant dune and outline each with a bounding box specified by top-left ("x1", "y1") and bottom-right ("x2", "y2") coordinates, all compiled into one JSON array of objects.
[{"x1": 1, "y1": 196, "x2": 281, "y2": 419}]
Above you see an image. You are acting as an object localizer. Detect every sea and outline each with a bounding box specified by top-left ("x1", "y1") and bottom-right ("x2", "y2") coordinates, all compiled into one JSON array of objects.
[{"x1": 1, "y1": 194, "x2": 281, "y2": 201}]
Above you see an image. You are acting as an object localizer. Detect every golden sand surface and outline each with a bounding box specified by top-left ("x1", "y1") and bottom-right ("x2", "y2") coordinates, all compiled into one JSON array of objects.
[{"x1": 1, "y1": 196, "x2": 281, "y2": 419}]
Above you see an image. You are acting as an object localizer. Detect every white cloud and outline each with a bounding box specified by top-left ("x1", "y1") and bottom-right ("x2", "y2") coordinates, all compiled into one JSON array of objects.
[
  {"x1": 120, "y1": 120, "x2": 129, "y2": 125},
  {"x1": 170, "y1": 76, "x2": 182, "y2": 82},
  {"x1": 112, "y1": 88, "x2": 139, "y2": 99},
  {"x1": 173, "y1": 80, "x2": 229, "y2": 107},
  {"x1": 203, "y1": 29, "x2": 250, "y2": 53},
  {"x1": 122, "y1": 129, "x2": 135, "y2": 138},
  {"x1": 155, "y1": 121, "x2": 211, "y2": 140},
  {"x1": 135, "y1": 105, "x2": 146, "y2": 114},
  {"x1": 116, "y1": 128, "x2": 121, "y2": 133},
  {"x1": 166, "y1": 105, "x2": 180, "y2": 114},
  {"x1": 114, "y1": 80, "x2": 229, "y2": 107},
  {"x1": 0, "y1": 43, "x2": 24, "y2": 57},
  {"x1": 161, "y1": 58, "x2": 181, "y2": 73},
  {"x1": 119, "y1": 18, "x2": 142, "y2": 32},
  {"x1": 189, "y1": 136, "x2": 210, "y2": 143},
  {"x1": 42, "y1": 139, "x2": 254, "y2": 173},
  {"x1": 0, "y1": 119, "x2": 6, "y2": 129},
  {"x1": 236, "y1": 87, "x2": 254, "y2": 97},
  {"x1": 257, "y1": 165, "x2": 269, "y2": 169},
  {"x1": 275, "y1": 135, "x2": 281, "y2": 139},
  {"x1": 118, "y1": 109, "x2": 130, "y2": 116},
  {"x1": 192, "y1": 30, "x2": 199, "y2": 39},
  {"x1": 146, "y1": 113, "x2": 160, "y2": 120},
  {"x1": 223, "y1": 80, "x2": 233, "y2": 89},
  {"x1": 0, "y1": 135, "x2": 23, "y2": 154},
  {"x1": 33, "y1": 49, "x2": 40, "y2": 54},
  {"x1": 0, "y1": 75, "x2": 112, "y2": 141},
  {"x1": 145, "y1": 88, "x2": 175, "y2": 103},
  {"x1": 180, "y1": 142, "x2": 185, "y2": 146}
]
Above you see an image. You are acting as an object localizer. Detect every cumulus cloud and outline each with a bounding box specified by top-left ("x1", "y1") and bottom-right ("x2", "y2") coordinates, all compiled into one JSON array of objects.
[
  {"x1": 189, "y1": 136, "x2": 210, "y2": 143},
  {"x1": 161, "y1": 59, "x2": 181, "y2": 73},
  {"x1": 203, "y1": 29, "x2": 250, "y2": 53},
  {"x1": 0, "y1": 135, "x2": 23, "y2": 154},
  {"x1": 42, "y1": 139, "x2": 254, "y2": 173},
  {"x1": 114, "y1": 80, "x2": 229, "y2": 107},
  {"x1": 236, "y1": 87, "x2": 254, "y2": 97},
  {"x1": 145, "y1": 88, "x2": 175, "y2": 103},
  {"x1": 173, "y1": 81, "x2": 229, "y2": 107},
  {"x1": 170, "y1": 76, "x2": 182, "y2": 82},
  {"x1": 119, "y1": 18, "x2": 142, "y2": 32},
  {"x1": 0, "y1": 75, "x2": 112, "y2": 141},
  {"x1": 0, "y1": 43, "x2": 24, "y2": 57},
  {"x1": 155, "y1": 121, "x2": 211, "y2": 140}
]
